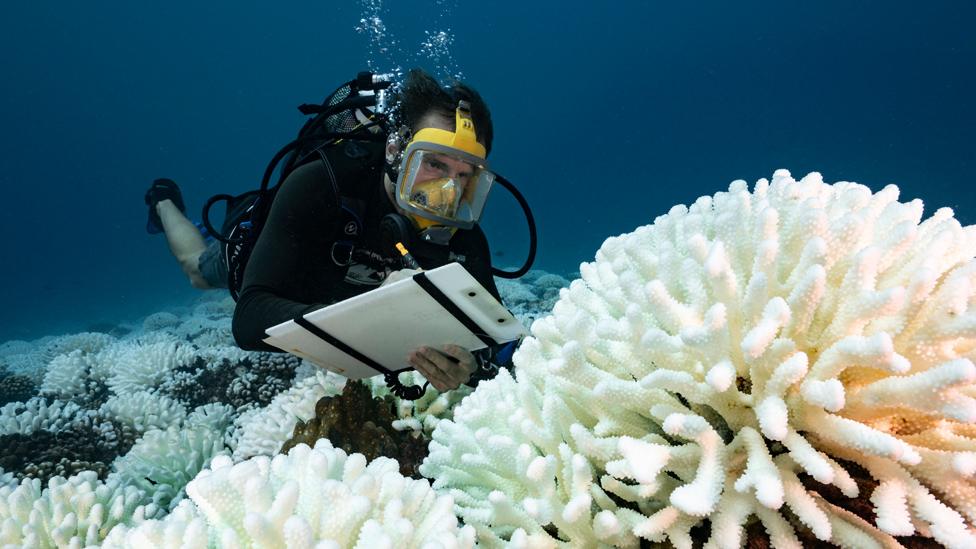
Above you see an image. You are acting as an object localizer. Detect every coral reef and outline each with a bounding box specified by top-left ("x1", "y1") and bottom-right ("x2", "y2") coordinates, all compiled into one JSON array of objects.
[
  {"x1": 110, "y1": 423, "x2": 229, "y2": 511},
  {"x1": 0, "y1": 332, "x2": 115, "y2": 384},
  {"x1": 0, "y1": 418, "x2": 136, "y2": 483},
  {"x1": 101, "y1": 439, "x2": 475, "y2": 548},
  {"x1": 369, "y1": 370, "x2": 474, "y2": 436},
  {"x1": 497, "y1": 270, "x2": 571, "y2": 327},
  {"x1": 98, "y1": 390, "x2": 187, "y2": 434},
  {"x1": 93, "y1": 337, "x2": 196, "y2": 395},
  {"x1": 40, "y1": 349, "x2": 94, "y2": 400},
  {"x1": 0, "y1": 470, "x2": 162, "y2": 547},
  {"x1": 0, "y1": 372, "x2": 35, "y2": 407},
  {"x1": 142, "y1": 311, "x2": 181, "y2": 332},
  {"x1": 422, "y1": 171, "x2": 976, "y2": 548},
  {"x1": 0, "y1": 253, "x2": 568, "y2": 546},
  {"x1": 0, "y1": 397, "x2": 90, "y2": 437},
  {"x1": 230, "y1": 370, "x2": 346, "y2": 460},
  {"x1": 282, "y1": 380, "x2": 430, "y2": 478},
  {"x1": 159, "y1": 348, "x2": 300, "y2": 411}
]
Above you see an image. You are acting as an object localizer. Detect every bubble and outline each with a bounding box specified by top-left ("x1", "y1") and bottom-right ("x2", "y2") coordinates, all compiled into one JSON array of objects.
[
  {"x1": 355, "y1": 0, "x2": 463, "y2": 82},
  {"x1": 355, "y1": 0, "x2": 400, "y2": 73}
]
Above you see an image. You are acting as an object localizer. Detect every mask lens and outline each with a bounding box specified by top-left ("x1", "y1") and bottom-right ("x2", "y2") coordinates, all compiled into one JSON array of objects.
[
  {"x1": 397, "y1": 146, "x2": 495, "y2": 228},
  {"x1": 410, "y1": 177, "x2": 461, "y2": 217}
]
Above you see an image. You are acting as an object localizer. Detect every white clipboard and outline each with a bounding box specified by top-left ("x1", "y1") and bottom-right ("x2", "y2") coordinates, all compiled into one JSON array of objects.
[{"x1": 263, "y1": 262, "x2": 527, "y2": 379}]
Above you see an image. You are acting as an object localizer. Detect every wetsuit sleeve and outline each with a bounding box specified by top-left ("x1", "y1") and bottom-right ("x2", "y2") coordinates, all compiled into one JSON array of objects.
[{"x1": 232, "y1": 160, "x2": 344, "y2": 351}]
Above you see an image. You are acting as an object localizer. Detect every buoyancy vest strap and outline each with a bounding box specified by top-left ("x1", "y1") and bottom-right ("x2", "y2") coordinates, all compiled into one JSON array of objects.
[
  {"x1": 412, "y1": 272, "x2": 499, "y2": 347},
  {"x1": 293, "y1": 316, "x2": 394, "y2": 375}
]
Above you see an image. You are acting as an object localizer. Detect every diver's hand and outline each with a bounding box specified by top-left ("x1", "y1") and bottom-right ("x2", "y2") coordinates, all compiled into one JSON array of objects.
[
  {"x1": 408, "y1": 345, "x2": 477, "y2": 391},
  {"x1": 381, "y1": 268, "x2": 422, "y2": 287}
]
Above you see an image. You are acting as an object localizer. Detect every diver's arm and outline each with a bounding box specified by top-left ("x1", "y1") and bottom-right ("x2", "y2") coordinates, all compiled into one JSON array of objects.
[{"x1": 232, "y1": 161, "x2": 344, "y2": 351}]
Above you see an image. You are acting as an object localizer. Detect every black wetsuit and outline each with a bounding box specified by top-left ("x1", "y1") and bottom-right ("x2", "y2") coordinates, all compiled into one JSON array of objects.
[{"x1": 231, "y1": 141, "x2": 507, "y2": 383}]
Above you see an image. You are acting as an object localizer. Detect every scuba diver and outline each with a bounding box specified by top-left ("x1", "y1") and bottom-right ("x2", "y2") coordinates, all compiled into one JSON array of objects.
[{"x1": 144, "y1": 68, "x2": 536, "y2": 393}]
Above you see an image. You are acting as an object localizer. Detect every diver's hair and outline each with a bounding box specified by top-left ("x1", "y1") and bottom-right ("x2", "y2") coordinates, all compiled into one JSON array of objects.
[{"x1": 391, "y1": 68, "x2": 494, "y2": 155}]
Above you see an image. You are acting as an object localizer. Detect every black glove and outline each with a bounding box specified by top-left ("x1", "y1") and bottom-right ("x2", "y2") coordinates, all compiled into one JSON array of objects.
[{"x1": 145, "y1": 178, "x2": 185, "y2": 233}]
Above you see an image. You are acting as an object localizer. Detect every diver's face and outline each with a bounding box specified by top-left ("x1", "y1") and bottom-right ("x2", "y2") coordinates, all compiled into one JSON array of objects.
[
  {"x1": 415, "y1": 152, "x2": 476, "y2": 187},
  {"x1": 384, "y1": 111, "x2": 481, "y2": 201}
]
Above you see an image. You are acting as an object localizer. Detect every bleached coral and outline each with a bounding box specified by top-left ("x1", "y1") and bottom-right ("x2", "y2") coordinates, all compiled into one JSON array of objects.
[
  {"x1": 0, "y1": 340, "x2": 33, "y2": 358},
  {"x1": 186, "y1": 403, "x2": 236, "y2": 435},
  {"x1": 102, "y1": 439, "x2": 475, "y2": 548},
  {"x1": 91, "y1": 338, "x2": 194, "y2": 395},
  {"x1": 41, "y1": 332, "x2": 117, "y2": 358},
  {"x1": 0, "y1": 333, "x2": 113, "y2": 385},
  {"x1": 367, "y1": 370, "x2": 473, "y2": 435},
  {"x1": 138, "y1": 296, "x2": 237, "y2": 348},
  {"x1": 142, "y1": 311, "x2": 181, "y2": 332},
  {"x1": 171, "y1": 314, "x2": 234, "y2": 348},
  {"x1": 192, "y1": 294, "x2": 237, "y2": 319},
  {"x1": 0, "y1": 397, "x2": 90, "y2": 436},
  {"x1": 496, "y1": 270, "x2": 571, "y2": 327},
  {"x1": 40, "y1": 349, "x2": 94, "y2": 400},
  {"x1": 229, "y1": 370, "x2": 346, "y2": 460},
  {"x1": 0, "y1": 471, "x2": 14, "y2": 490},
  {"x1": 98, "y1": 391, "x2": 187, "y2": 434},
  {"x1": 110, "y1": 424, "x2": 229, "y2": 511},
  {"x1": 0, "y1": 470, "x2": 162, "y2": 548},
  {"x1": 99, "y1": 498, "x2": 207, "y2": 549},
  {"x1": 422, "y1": 171, "x2": 976, "y2": 547},
  {"x1": 36, "y1": 333, "x2": 128, "y2": 404}
]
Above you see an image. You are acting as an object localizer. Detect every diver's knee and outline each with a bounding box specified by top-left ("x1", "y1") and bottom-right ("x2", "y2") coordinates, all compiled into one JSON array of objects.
[{"x1": 179, "y1": 252, "x2": 210, "y2": 288}]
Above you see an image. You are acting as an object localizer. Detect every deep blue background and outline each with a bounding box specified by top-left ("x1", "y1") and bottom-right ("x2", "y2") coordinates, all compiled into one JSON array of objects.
[{"x1": 1, "y1": 1, "x2": 973, "y2": 341}]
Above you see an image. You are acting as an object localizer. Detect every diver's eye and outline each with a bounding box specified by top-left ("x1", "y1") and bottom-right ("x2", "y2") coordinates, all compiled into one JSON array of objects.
[{"x1": 424, "y1": 158, "x2": 448, "y2": 172}]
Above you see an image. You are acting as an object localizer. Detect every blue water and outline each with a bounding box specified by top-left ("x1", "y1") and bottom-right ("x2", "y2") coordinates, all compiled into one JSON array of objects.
[{"x1": 0, "y1": 1, "x2": 973, "y2": 341}]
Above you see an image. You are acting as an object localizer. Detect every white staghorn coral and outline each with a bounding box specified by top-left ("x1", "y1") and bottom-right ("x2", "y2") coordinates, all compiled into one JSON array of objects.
[
  {"x1": 101, "y1": 439, "x2": 475, "y2": 548},
  {"x1": 422, "y1": 171, "x2": 976, "y2": 548}
]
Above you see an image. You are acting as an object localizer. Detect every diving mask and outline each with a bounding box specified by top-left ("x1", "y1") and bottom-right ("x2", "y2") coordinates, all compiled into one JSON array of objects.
[{"x1": 395, "y1": 102, "x2": 495, "y2": 231}]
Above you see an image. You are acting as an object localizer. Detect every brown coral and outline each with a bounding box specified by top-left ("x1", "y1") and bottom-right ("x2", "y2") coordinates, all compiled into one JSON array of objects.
[
  {"x1": 0, "y1": 373, "x2": 36, "y2": 406},
  {"x1": 0, "y1": 420, "x2": 135, "y2": 483},
  {"x1": 280, "y1": 380, "x2": 429, "y2": 477}
]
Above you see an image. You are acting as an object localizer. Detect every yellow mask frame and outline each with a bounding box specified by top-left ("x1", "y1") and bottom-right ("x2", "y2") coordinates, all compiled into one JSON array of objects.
[{"x1": 395, "y1": 102, "x2": 494, "y2": 231}]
